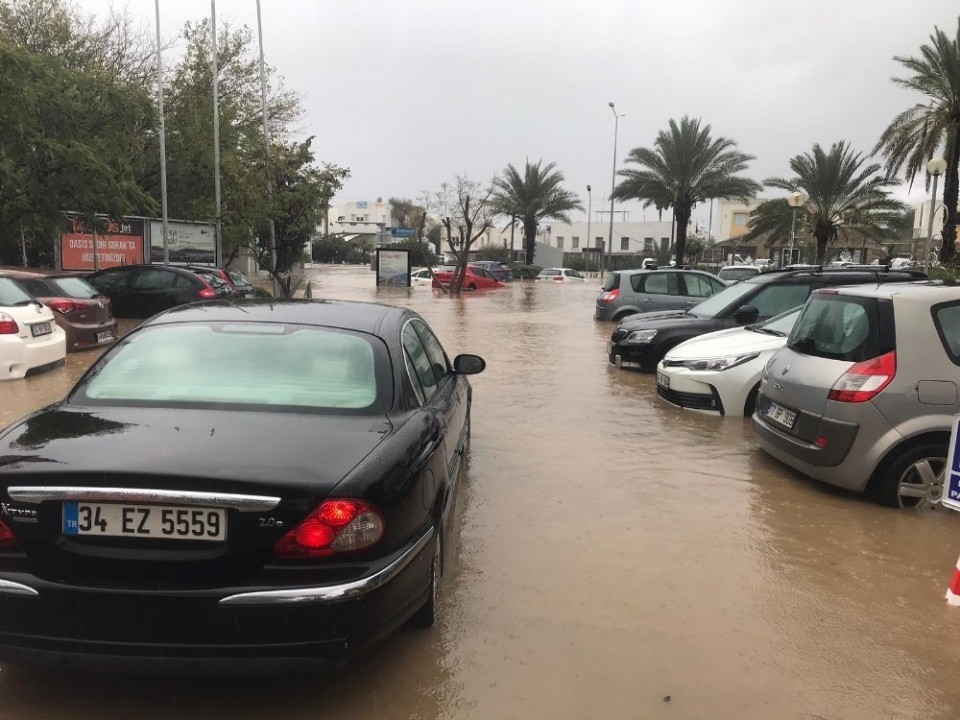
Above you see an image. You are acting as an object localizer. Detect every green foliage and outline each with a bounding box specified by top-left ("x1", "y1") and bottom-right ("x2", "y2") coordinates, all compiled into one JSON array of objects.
[
  {"x1": 613, "y1": 116, "x2": 761, "y2": 266},
  {"x1": 509, "y1": 263, "x2": 542, "y2": 279},
  {"x1": 562, "y1": 254, "x2": 600, "y2": 272},
  {"x1": 490, "y1": 160, "x2": 583, "y2": 265},
  {"x1": 875, "y1": 18, "x2": 960, "y2": 261},
  {"x1": 472, "y1": 246, "x2": 511, "y2": 263},
  {"x1": 744, "y1": 141, "x2": 907, "y2": 264}
]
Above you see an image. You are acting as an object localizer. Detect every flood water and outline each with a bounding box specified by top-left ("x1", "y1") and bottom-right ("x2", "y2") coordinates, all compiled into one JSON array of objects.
[{"x1": 1, "y1": 264, "x2": 960, "y2": 719}]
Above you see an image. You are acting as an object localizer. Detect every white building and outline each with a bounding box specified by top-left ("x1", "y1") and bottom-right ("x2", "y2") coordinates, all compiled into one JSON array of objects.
[{"x1": 477, "y1": 219, "x2": 687, "y2": 257}]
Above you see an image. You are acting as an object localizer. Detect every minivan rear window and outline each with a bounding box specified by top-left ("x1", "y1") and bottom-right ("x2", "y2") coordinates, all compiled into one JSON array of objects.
[
  {"x1": 602, "y1": 272, "x2": 619, "y2": 292},
  {"x1": 932, "y1": 302, "x2": 960, "y2": 365},
  {"x1": 787, "y1": 294, "x2": 891, "y2": 362}
]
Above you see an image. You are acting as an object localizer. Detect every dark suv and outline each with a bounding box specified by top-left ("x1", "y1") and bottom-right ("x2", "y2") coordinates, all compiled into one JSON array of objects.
[{"x1": 608, "y1": 267, "x2": 926, "y2": 371}]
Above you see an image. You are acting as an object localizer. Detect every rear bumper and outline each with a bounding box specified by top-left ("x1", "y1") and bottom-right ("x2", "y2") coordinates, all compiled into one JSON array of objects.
[
  {"x1": 61, "y1": 319, "x2": 118, "y2": 352},
  {"x1": 0, "y1": 330, "x2": 66, "y2": 381},
  {"x1": 0, "y1": 528, "x2": 435, "y2": 674}
]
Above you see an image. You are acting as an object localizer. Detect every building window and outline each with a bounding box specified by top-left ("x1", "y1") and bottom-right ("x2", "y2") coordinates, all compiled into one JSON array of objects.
[
  {"x1": 661, "y1": 237, "x2": 670, "y2": 248},
  {"x1": 337, "y1": 216, "x2": 345, "y2": 222},
  {"x1": 733, "y1": 212, "x2": 748, "y2": 226},
  {"x1": 644, "y1": 237, "x2": 654, "y2": 252},
  {"x1": 596, "y1": 237, "x2": 604, "y2": 247},
  {"x1": 620, "y1": 237, "x2": 629, "y2": 251},
  {"x1": 557, "y1": 236, "x2": 564, "y2": 248},
  {"x1": 572, "y1": 236, "x2": 579, "y2": 249},
  {"x1": 354, "y1": 215, "x2": 365, "y2": 222}
]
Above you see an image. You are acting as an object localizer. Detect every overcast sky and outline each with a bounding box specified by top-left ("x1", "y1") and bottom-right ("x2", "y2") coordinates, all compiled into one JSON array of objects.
[{"x1": 78, "y1": 0, "x2": 959, "y2": 229}]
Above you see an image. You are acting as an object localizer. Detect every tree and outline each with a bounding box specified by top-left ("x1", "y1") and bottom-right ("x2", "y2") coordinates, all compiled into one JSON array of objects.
[
  {"x1": 0, "y1": 41, "x2": 157, "y2": 264},
  {"x1": 490, "y1": 160, "x2": 582, "y2": 265},
  {"x1": 435, "y1": 177, "x2": 495, "y2": 293},
  {"x1": 612, "y1": 116, "x2": 761, "y2": 266},
  {"x1": 743, "y1": 141, "x2": 908, "y2": 264},
  {"x1": 318, "y1": 162, "x2": 350, "y2": 240},
  {"x1": 875, "y1": 18, "x2": 960, "y2": 262}
]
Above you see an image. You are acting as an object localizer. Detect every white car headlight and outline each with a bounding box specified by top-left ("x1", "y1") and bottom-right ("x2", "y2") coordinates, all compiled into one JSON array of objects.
[
  {"x1": 624, "y1": 329, "x2": 658, "y2": 345},
  {"x1": 681, "y1": 353, "x2": 760, "y2": 372}
]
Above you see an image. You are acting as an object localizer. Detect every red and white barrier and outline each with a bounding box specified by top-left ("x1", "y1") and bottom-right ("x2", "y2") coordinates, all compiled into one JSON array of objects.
[{"x1": 947, "y1": 554, "x2": 960, "y2": 606}]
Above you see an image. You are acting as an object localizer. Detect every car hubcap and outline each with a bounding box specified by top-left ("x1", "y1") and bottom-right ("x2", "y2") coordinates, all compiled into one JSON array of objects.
[{"x1": 897, "y1": 457, "x2": 946, "y2": 509}]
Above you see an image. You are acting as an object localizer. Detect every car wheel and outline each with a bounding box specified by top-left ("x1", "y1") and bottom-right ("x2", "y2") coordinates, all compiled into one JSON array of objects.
[
  {"x1": 467, "y1": 283, "x2": 476, "y2": 290},
  {"x1": 410, "y1": 527, "x2": 442, "y2": 628},
  {"x1": 873, "y1": 443, "x2": 947, "y2": 509}
]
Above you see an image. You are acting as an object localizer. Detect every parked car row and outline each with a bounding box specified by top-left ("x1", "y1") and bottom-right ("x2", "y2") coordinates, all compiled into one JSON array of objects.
[
  {"x1": 0, "y1": 264, "x2": 259, "y2": 381},
  {"x1": 601, "y1": 266, "x2": 959, "y2": 510}
]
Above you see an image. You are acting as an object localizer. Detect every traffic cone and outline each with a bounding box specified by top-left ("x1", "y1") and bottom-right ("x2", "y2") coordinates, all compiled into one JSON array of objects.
[{"x1": 946, "y1": 554, "x2": 960, "y2": 606}]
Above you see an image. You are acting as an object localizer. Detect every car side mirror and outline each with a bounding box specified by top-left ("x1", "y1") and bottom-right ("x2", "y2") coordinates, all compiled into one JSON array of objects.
[
  {"x1": 453, "y1": 354, "x2": 486, "y2": 375},
  {"x1": 734, "y1": 304, "x2": 759, "y2": 322}
]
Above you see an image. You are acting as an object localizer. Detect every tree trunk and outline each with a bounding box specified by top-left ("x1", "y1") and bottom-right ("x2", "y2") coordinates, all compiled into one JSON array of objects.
[
  {"x1": 523, "y1": 220, "x2": 537, "y2": 265},
  {"x1": 815, "y1": 231, "x2": 829, "y2": 265},
  {"x1": 939, "y1": 127, "x2": 959, "y2": 263},
  {"x1": 674, "y1": 205, "x2": 691, "y2": 266}
]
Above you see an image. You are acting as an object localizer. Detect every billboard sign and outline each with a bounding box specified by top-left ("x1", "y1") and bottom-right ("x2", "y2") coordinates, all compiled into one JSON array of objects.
[
  {"x1": 60, "y1": 217, "x2": 144, "y2": 271},
  {"x1": 376, "y1": 249, "x2": 410, "y2": 287},
  {"x1": 149, "y1": 220, "x2": 216, "y2": 265}
]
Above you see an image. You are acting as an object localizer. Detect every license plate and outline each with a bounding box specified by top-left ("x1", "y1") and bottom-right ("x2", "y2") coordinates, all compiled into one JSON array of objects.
[
  {"x1": 96, "y1": 331, "x2": 114, "y2": 343},
  {"x1": 30, "y1": 322, "x2": 52, "y2": 337},
  {"x1": 62, "y1": 502, "x2": 226, "y2": 542},
  {"x1": 657, "y1": 371, "x2": 670, "y2": 389},
  {"x1": 764, "y1": 401, "x2": 797, "y2": 429}
]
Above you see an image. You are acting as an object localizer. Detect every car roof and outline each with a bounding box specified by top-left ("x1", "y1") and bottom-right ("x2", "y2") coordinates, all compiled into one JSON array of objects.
[
  {"x1": 823, "y1": 280, "x2": 960, "y2": 301},
  {"x1": 144, "y1": 298, "x2": 410, "y2": 334},
  {"x1": 740, "y1": 267, "x2": 926, "y2": 285}
]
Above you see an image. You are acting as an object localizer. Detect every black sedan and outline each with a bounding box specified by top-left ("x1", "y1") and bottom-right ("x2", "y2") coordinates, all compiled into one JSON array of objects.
[
  {"x1": 0, "y1": 299, "x2": 484, "y2": 672},
  {"x1": 86, "y1": 263, "x2": 221, "y2": 318}
]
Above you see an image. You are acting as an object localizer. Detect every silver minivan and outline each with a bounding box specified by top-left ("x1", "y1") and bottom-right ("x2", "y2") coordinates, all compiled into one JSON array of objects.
[
  {"x1": 594, "y1": 269, "x2": 727, "y2": 322},
  {"x1": 753, "y1": 282, "x2": 960, "y2": 509}
]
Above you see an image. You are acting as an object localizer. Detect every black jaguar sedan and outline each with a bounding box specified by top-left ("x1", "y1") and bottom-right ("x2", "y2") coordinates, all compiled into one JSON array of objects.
[{"x1": 0, "y1": 299, "x2": 484, "y2": 673}]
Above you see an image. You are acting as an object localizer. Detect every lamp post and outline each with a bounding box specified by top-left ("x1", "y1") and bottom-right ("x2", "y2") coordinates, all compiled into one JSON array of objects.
[
  {"x1": 607, "y1": 102, "x2": 624, "y2": 278},
  {"x1": 926, "y1": 157, "x2": 947, "y2": 267},
  {"x1": 786, "y1": 191, "x2": 806, "y2": 266},
  {"x1": 586, "y1": 184, "x2": 592, "y2": 271}
]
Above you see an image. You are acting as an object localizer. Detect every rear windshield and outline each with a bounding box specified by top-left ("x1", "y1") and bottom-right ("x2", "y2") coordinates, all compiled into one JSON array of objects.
[
  {"x1": 602, "y1": 272, "x2": 620, "y2": 292},
  {"x1": 688, "y1": 279, "x2": 759, "y2": 318},
  {"x1": 0, "y1": 277, "x2": 35, "y2": 306},
  {"x1": 787, "y1": 294, "x2": 890, "y2": 362},
  {"x1": 50, "y1": 277, "x2": 101, "y2": 299},
  {"x1": 73, "y1": 322, "x2": 387, "y2": 413},
  {"x1": 718, "y1": 267, "x2": 759, "y2": 282},
  {"x1": 540, "y1": 269, "x2": 561, "y2": 277}
]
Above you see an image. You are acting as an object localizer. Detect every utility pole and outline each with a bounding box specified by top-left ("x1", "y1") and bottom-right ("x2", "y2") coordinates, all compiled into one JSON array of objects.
[
  {"x1": 211, "y1": 0, "x2": 223, "y2": 267},
  {"x1": 256, "y1": 0, "x2": 277, "y2": 295},
  {"x1": 154, "y1": 0, "x2": 170, "y2": 264}
]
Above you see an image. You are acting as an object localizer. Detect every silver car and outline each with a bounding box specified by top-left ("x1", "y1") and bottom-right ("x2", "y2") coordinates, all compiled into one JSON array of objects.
[
  {"x1": 594, "y1": 268, "x2": 727, "y2": 322},
  {"x1": 753, "y1": 282, "x2": 960, "y2": 509}
]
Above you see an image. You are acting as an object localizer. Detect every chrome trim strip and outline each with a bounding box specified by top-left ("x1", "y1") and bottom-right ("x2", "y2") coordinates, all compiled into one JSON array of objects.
[
  {"x1": 218, "y1": 526, "x2": 435, "y2": 606},
  {"x1": 0, "y1": 579, "x2": 38, "y2": 598},
  {"x1": 7, "y1": 487, "x2": 280, "y2": 512}
]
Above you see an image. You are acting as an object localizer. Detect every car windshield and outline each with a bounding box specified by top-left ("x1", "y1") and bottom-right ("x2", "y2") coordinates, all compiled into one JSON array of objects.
[
  {"x1": 50, "y1": 277, "x2": 101, "y2": 299},
  {"x1": 718, "y1": 267, "x2": 759, "y2": 282},
  {"x1": 75, "y1": 323, "x2": 383, "y2": 412},
  {"x1": 688, "y1": 279, "x2": 760, "y2": 318},
  {"x1": 540, "y1": 269, "x2": 561, "y2": 276},
  {"x1": 227, "y1": 271, "x2": 250, "y2": 285},
  {"x1": 0, "y1": 277, "x2": 36, "y2": 306}
]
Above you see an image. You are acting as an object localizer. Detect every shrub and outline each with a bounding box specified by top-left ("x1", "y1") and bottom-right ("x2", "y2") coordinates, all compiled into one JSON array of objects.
[{"x1": 510, "y1": 263, "x2": 542, "y2": 279}]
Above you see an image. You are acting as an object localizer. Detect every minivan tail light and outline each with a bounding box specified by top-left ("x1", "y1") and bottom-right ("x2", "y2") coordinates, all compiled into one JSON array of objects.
[
  {"x1": 198, "y1": 282, "x2": 216, "y2": 299},
  {"x1": 0, "y1": 313, "x2": 19, "y2": 335},
  {"x1": 828, "y1": 350, "x2": 896, "y2": 403},
  {"x1": 599, "y1": 288, "x2": 620, "y2": 304},
  {"x1": 273, "y1": 499, "x2": 384, "y2": 559}
]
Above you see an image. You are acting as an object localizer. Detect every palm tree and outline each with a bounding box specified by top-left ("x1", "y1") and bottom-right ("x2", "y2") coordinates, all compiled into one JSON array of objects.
[
  {"x1": 612, "y1": 116, "x2": 761, "y2": 266},
  {"x1": 744, "y1": 141, "x2": 908, "y2": 264},
  {"x1": 875, "y1": 19, "x2": 960, "y2": 261},
  {"x1": 490, "y1": 160, "x2": 582, "y2": 265}
]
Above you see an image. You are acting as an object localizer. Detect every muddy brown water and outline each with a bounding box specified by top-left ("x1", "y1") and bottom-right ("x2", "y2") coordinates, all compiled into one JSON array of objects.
[{"x1": 1, "y1": 264, "x2": 960, "y2": 719}]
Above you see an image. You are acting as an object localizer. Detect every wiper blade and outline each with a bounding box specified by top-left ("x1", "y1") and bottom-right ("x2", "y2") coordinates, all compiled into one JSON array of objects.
[{"x1": 751, "y1": 326, "x2": 784, "y2": 336}]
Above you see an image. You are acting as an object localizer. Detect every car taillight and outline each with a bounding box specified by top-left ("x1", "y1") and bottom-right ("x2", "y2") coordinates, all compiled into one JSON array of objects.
[
  {"x1": 598, "y1": 289, "x2": 620, "y2": 304},
  {"x1": 198, "y1": 281, "x2": 216, "y2": 299},
  {"x1": 0, "y1": 313, "x2": 19, "y2": 334},
  {"x1": 273, "y1": 499, "x2": 385, "y2": 559},
  {"x1": 47, "y1": 299, "x2": 77, "y2": 314},
  {"x1": 0, "y1": 518, "x2": 18, "y2": 548},
  {"x1": 828, "y1": 350, "x2": 896, "y2": 403}
]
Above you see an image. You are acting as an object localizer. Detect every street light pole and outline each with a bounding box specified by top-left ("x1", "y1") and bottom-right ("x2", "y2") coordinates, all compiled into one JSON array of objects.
[
  {"x1": 787, "y1": 191, "x2": 806, "y2": 266},
  {"x1": 926, "y1": 157, "x2": 947, "y2": 268},
  {"x1": 586, "y1": 184, "x2": 592, "y2": 272},
  {"x1": 153, "y1": 0, "x2": 170, "y2": 264},
  {"x1": 607, "y1": 102, "x2": 624, "y2": 278}
]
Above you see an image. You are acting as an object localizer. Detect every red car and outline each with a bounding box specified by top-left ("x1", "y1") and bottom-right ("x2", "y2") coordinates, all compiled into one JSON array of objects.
[{"x1": 431, "y1": 265, "x2": 506, "y2": 291}]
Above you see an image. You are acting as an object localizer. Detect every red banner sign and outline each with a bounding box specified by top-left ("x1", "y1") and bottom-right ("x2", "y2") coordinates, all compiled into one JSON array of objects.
[{"x1": 60, "y1": 218, "x2": 144, "y2": 271}]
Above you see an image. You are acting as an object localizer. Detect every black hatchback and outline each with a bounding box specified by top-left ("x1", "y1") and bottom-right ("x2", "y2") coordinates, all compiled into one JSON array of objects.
[
  {"x1": 86, "y1": 264, "x2": 218, "y2": 318},
  {"x1": 608, "y1": 266, "x2": 926, "y2": 371}
]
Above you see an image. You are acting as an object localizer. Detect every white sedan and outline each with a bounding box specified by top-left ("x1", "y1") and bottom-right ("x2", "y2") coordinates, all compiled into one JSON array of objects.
[
  {"x1": 536, "y1": 268, "x2": 586, "y2": 282},
  {"x1": 0, "y1": 275, "x2": 67, "y2": 381},
  {"x1": 411, "y1": 268, "x2": 434, "y2": 287},
  {"x1": 655, "y1": 306, "x2": 801, "y2": 417}
]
